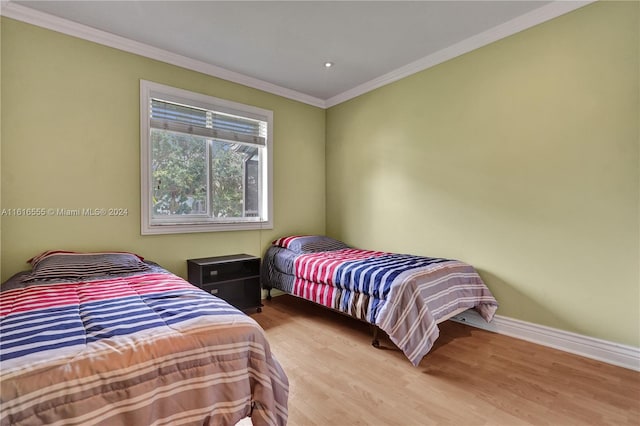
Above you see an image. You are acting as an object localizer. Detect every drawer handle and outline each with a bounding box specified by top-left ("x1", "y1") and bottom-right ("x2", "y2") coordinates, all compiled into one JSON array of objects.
[
  {"x1": 210, "y1": 289, "x2": 219, "y2": 295},
  {"x1": 209, "y1": 270, "x2": 218, "y2": 277}
]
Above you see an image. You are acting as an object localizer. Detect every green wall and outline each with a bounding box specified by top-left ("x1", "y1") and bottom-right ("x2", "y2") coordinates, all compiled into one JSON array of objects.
[
  {"x1": 1, "y1": 2, "x2": 639, "y2": 348},
  {"x1": 326, "y1": 1, "x2": 639, "y2": 347},
  {"x1": 1, "y1": 18, "x2": 326, "y2": 280}
]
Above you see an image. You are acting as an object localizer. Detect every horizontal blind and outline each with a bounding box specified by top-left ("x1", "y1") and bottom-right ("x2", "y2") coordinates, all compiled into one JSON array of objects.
[{"x1": 150, "y1": 99, "x2": 266, "y2": 146}]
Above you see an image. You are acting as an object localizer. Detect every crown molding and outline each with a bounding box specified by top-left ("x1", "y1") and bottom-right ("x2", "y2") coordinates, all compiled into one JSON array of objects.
[
  {"x1": 324, "y1": 0, "x2": 596, "y2": 108},
  {"x1": 1, "y1": 1, "x2": 595, "y2": 109},
  {"x1": 0, "y1": 1, "x2": 327, "y2": 109}
]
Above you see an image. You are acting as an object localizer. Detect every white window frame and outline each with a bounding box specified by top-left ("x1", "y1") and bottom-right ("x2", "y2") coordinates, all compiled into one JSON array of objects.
[{"x1": 140, "y1": 80, "x2": 273, "y2": 235}]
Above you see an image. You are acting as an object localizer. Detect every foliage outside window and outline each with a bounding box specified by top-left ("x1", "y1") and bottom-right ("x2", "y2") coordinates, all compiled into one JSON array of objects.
[{"x1": 140, "y1": 81, "x2": 273, "y2": 234}]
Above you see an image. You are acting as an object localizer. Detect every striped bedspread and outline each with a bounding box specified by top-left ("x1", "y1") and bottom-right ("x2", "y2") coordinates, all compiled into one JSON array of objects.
[
  {"x1": 264, "y1": 245, "x2": 498, "y2": 366},
  {"x1": 0, "y1": 272, "x2": 288, "y2": 426}
]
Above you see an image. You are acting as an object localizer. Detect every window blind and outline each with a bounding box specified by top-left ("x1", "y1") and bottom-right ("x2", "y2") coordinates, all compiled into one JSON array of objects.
[{"x1": 150, "y1": 99, "x2": 266, "y2": 146}]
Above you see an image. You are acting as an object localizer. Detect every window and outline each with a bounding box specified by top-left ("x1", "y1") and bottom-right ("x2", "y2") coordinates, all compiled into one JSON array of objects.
[{"x1": 140, "y1": 80, "x2": 273, "y2": 234}]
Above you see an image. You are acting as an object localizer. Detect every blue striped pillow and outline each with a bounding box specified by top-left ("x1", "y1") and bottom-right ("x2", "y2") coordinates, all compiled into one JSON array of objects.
[
  {"x1": 273, "y1": 236, "x2": 349, "y2": 254},
  {"x1": 22, "y1": 251, "x2": 151, "y2": 282}
]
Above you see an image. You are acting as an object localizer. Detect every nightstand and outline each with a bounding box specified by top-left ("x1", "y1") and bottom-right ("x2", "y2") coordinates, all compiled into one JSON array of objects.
[{"x1": 187, "y1": 254, "x2": 262, "y2": 312}]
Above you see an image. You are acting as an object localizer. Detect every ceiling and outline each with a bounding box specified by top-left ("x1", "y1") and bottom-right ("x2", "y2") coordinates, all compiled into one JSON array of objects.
[{"x1": 4, "y1": 1, "x2": 591, "y2": 107}]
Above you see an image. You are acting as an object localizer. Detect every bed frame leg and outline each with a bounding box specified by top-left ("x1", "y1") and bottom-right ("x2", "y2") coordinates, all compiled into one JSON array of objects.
[
  {"x1": 266, "y1": 288, "x2": 272, "y2": 301},
  {"x1": 371, "y1": 325, "x2": 380, "y2": 348}
]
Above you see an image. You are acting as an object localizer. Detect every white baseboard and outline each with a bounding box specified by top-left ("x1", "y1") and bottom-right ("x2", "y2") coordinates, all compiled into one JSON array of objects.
[
  {"x1": 261, "y1": 288, "x2": 285, "y2": 299},
  {"x1": 451, "y1": 311, "x2": 640, "y2": 372}
]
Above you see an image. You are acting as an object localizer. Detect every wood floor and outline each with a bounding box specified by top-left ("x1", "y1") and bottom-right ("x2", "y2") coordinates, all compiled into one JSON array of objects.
[{"x1": 249, "y1": 295, "x2": 640, "y2": 426}]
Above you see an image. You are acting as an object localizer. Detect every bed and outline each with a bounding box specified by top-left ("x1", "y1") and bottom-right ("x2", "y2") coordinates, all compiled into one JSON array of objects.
[
  {"x1": 0, "y1": 251, "x2": 288, "y2": 426},
  {"x1": 262, "y1": 236, "x2": 499, "y2": 366}
]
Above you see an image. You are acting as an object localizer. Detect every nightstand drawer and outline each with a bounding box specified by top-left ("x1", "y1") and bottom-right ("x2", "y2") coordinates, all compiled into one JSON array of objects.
[
  {"x1": 187, "y1": 254, "x2": 260, "y2": 286},
  {"x1": 201, "y1": 259, "x2": 259, "y2": 285},
  {"x1": 202, "y1": 277, "x2": 261, "y2": 310}
]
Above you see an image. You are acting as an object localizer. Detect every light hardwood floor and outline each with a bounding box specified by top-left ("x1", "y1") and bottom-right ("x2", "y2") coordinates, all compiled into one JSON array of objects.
[{"x1": 250, "y1": 295, "x2": 639, "y2": 426}]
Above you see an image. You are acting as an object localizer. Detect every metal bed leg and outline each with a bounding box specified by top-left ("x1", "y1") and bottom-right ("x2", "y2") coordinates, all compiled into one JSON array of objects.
[
  {"x1": 266, "y1": 288, "x2": 272, "y2": 301},
  {"x1": 371, "y1": 325, "x2": 381, "y2": 348}
]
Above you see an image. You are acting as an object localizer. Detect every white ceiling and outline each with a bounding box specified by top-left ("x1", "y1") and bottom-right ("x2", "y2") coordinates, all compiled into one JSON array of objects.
[{"x1": 3, "y1": 1, "x2": 592, "y2": 107}]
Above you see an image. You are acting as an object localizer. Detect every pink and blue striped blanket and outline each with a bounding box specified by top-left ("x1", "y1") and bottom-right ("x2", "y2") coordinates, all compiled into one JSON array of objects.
[{"x1": 1, "y1": 271, "x2": 288, "y2": 426}]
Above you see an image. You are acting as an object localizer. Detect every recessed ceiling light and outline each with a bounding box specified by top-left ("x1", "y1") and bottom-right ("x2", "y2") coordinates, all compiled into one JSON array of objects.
[{"x1": 324, "y1": 61, "x2": 334, "y2": 68}]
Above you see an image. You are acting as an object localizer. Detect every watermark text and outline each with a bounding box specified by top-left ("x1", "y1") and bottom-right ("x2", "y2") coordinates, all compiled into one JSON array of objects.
[{"x1": 1, "y1": 208, "x2": 129, "y2": 217}]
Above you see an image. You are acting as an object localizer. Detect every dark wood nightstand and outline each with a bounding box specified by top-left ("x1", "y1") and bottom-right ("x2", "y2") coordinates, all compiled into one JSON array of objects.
[{"x1": 187, "y1": 254, "x2": 262, "y2": 312}]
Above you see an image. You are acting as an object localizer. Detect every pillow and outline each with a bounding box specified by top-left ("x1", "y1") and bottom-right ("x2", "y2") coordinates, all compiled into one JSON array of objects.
[
  {"x1": 272, "y1": 236, "x2": 349, "y2": 254},
  {"x1": 22, "y1": 251, "x2": 151, "y2": 282}
]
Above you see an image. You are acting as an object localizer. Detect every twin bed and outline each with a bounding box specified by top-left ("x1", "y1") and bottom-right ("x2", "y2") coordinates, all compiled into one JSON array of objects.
[
  {"x1": 262, "y1": 236, "x2": 498, "y2": 366},
  {"x1": 0, "y1": 251, "x2": 288, "y2": 426},
  {"x1": 1, "y1": 239, "x2": 498, "y2": 425}
]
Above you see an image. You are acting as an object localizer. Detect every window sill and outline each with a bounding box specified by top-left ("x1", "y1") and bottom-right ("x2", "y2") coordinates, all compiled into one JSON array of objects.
[{"x1": 141, "y1": 220, "x2": 273, "y2": 235}]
